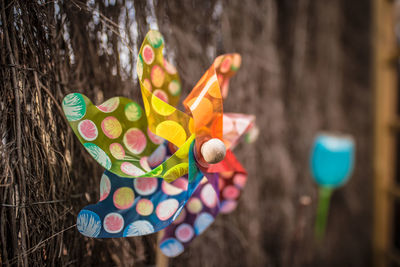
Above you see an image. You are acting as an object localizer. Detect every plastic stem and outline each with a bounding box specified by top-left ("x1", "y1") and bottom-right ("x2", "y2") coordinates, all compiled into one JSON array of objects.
[{"x1": 314, "y1": 186, "x2": 333, "y2": 241}]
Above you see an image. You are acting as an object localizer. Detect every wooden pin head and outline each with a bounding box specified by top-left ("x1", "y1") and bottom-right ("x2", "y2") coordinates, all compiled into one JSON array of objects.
[{"x1": 200, "y1": 138, "x2": 226, "y2": 164}]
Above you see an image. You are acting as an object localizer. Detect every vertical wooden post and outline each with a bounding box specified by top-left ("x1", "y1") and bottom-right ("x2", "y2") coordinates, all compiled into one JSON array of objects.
[
  {"x1": 373, "y1": 0, "x2": 397, "y2": 266},
  {"x1": 156, "y1": 231, "x2": 168, "y2": 267}
]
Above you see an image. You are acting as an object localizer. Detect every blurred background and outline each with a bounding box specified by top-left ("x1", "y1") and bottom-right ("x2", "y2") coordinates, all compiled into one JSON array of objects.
[{"x1": 0, "y1": 0, "x2": 392, "y2": 266}]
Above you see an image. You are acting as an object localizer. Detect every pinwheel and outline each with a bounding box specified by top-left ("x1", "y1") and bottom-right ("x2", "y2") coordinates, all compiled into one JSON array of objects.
[
  {"x1": 310, "y1": 133, "x2": 355, "y2": 240},
  {"x1": 62, "y1": 30, "x2": 257, "y2": 257}
]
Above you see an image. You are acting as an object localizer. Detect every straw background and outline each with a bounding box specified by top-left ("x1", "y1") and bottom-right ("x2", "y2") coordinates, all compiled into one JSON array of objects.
[{"x1": 0, "y1": 0, "x2": 371, "y2": 266}]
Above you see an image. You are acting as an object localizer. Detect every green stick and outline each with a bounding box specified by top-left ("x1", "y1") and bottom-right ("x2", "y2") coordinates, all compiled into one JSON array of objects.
[{"x1": 315, "y1": 186, "x2": 333, "y2": 241}]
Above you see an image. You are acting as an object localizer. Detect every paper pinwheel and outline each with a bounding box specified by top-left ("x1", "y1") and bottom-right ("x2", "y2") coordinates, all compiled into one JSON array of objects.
[
  {"x1": 310, "y1": 133, "x2": 355, "y2": 240},
  {"x1": 62, "y1": 30, "x2": 257, "y2": 257}
]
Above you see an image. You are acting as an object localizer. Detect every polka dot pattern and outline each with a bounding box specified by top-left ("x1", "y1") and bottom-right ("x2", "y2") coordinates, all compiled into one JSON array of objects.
[
  {"x1": 64, "y1": 32, "x2": 246, "y2": 184},
  {"x1": 62, "y1": 93, "x2": 191, "y2": 181},
  {"x1": 113, "y1": 187, "x2": 135, "y2": 209},
  {"x1": 137, "y1": 30, "x2": 191, "y2": 148},
  {"x1": 121, "y1": 162, "x2": 145, "y2": 176},
  {"x1": 136, "y1": 199, "x2": 154, "y2": 216},
  {"x1": 162, "y1": 181, "x2": 183, "y2": 196},
  {"x1": 156, "y1": 199, "x2": 179, "y2": 221},
  {"x1": 124, "y1": 220, "x2": 154, "y2": 237},
  {"x1": 96, "y1": 97, "x2": 119, "y2": 113},
  {"x1": 160, "y1": 238, "x2": 184, "y2": 257},
  {"x1": 151, "y1": 65, "x2": 165, "y2": 88},
  {"x1": 156, "y1": 120, "x2": 187, "y2": 147},
  {"x1": 62, "y1": 93, "x2": 86, "y2": 121},
  {"x1": 84, "y1": 143, "x2": 112, "y2": 170},
  {"x1": 77, "y1": 210, "x2": 101, "y2": 237},
  {"x1": 109, "y1": 143, "x2": 125, "y2": 160},
  {"x1": 175, "y1": 223, "x2": 194, "y2": 243},
  {"x1": 222, "y1": 113, "x2": 256, "y2": 149},
  {"x1": 186, "y1": 198, "x2": 202, "y2": 214},
  {"x1": 160, "y1": 150, "x2": 249, "y2": 257},
  {"x1": 99, "y1": 173, "x2": 111, "y2": 201},
  {"x1": 142, "y1": 45, "x2": 155, "y2": 64},
  {"x1": 101, "y1": 116, "x2": 122, "y2": 139},
  {"x1": 200, "y1": 183, "x2": 218, "y2": 208},
  {"x1": 124, "y1": 102, "x2": 142, "y2": 122},
  {"x1": 69, "y1": 30, "x2": 253, "y2": 259},
  {"x1": 76, "y1": 162, "x2": 203, "y2": 239},
  {"x1": 123, "y1": 128, "x2": 147, "y2": 155},
  {"x1": 134, "y1": 177, "x2": 158, "y2": 196},
  {"x1": 104, "y1": 213, "x2": 124, "y2": 234},
  {"x1": 78, "y1": 120, "x2": 98, "y2": 141}
]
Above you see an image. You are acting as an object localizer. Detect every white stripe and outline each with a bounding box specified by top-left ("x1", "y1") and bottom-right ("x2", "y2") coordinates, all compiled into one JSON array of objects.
[{"x1": 189, "y1": 75, "x2": 218, "y2": 111}]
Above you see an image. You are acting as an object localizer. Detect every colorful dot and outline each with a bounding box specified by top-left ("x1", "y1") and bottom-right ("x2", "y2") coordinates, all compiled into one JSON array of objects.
[
  {"x1": 233, "y1": 173, "x2": 247, "y2": 188},
  {"x1": 134, "y1": 177, "x2": 158, "y2": 196},
  {"x1": 113, "y1": 187, "x2": 135, "y2": 209},
  {"x1": 168, "y1": 80, "x2": 181, "y2": 96},
  {"x1": 77, "y1": 210, "x2": 101, "y2": 237},
  {"x1": 156, "y1": 121, "x2": 186, "y2": 147},
  {"x1": 200, "y1": 183, "x2": 218, "y2": 208},
  {"x1": 96, "y1": 97, "x2": 119, "y2": 113},
  {"x1": 124, "y1": 102, "x2": 142, "y2": 122},
  {"x1": 120, "y1": 162, "x2": 145, "y2": 176},
  {"x1": 101, "y1": 116, "x2": 122, "y2": 139},
  {"x1": 123, "y1": 220, "x2": 154, "y2": 237},
  {"x1": 171, "y1": 177, "x2": 188, "y2": 190},
  {"x1": 139, "y1": 157, "x2": 152, "y2": 172},
  {"x1": 84, "y1": 143, "x2": 112, "y2": 170},
  {"x1": 151, "y1": 91, "x2": 175, "y2": 116},
  {"x1": 172, "y1": 207, "x2": 186, "y2": 225},
  {"x1": 163, "y1": 58, "x2": 177, "y2": 74},
  {"x1": 232, "y1": 54, "x2": 242, "y2": 70},
  {"x1": 136, "y1": 199, "x2": 154, "y2": 216},
  {"x1": 109, "y1": 143, "x2": 125, "y2": 160},
  {"x1": 222, "y1": 185, "x2": 240, "y2": 200},
  {"x1": 147, "y1": 128, "x2": 164, "y2": 145},
  {"x1": 142, "y1": 45, "x2": 155, "y2": 65},
  {"x1": 194, "y1": 212, "x2": 214, "y2": 235},
  {"x1": 151, "y1": 65, "x2": 165, "y2": 88},
  {"x1": 143, "y1": 79, "x2": 152, "y2": 92},
  {"x1": 62, "y1": 93, "x2": 86, "y2": 121},
  {"x1": 159, "y1": 238, "x2": 184, "y2": 257},
  {"x1": 219, "y1": 56, "x2": 232, "y2": 73},
  {"x1": 99, "y1": 173, "x2": 111, "y2": 201},
  {"x1": 103, "y1": 212, "x2": 124, "y2": 234},
  {"x1": 147, "y1": 30, "x2": 164, "y2": 48},
  {"x1": 162, "y1": 181, "x2": 183, "y2": 196},
  {"x1": 187, "y1": 197, "x2": 202, "y2": 214},
  {"x1": 156, "y1": 199, "x2": 179, "y2": 221},
  {"x1": 175, "y1": 223, "x2": 194, "y2": 243},
  {"x1": 220, "y1": 200, "x2": 238, "y2": 214},
  {"x1": 78, "y1": 119, "x2": 98, "y2": 141},
  {"x1": 123, "y1": 128, "x2": 147, "y2": 155},
  {"x1": 147, "y1": 144, "x2": 167, "y2": 168}
]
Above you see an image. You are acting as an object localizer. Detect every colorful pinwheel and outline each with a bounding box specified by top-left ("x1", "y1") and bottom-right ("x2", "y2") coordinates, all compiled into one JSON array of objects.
[{"x1": 62, "y1": 30, "x2": 257, "y2": 257}]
